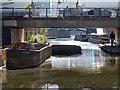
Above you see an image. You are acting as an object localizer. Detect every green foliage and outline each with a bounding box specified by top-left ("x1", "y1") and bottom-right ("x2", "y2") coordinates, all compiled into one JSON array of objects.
[
  {"x1": 40, "y1": 28, "x2": 48, "y2": 35},
  {"x1": 27, "y1": 28, "x2": 48, "y2": 43},
  {"x1": 27, "y1": 34, "x2": 35, "y2": 43},
  {"x1": 27, "y1": 34, "x2": 48, "y2": 43}
]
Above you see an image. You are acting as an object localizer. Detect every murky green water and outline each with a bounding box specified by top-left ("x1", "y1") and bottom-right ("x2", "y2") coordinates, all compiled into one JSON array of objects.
[{"x1": 1, "y1": 39, "x2": 120, "y2": 89}]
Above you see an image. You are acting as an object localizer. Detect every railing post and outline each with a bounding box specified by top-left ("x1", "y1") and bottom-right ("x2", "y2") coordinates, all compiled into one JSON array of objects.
[
  {"x1": 99, "y1": 8, "x2": 101, "y2": 17},
  {"x1": 63, "y1": 9, "x2": 65, "y2": 18},
  {"x1": 12, "y1": 8, "x2": 14, "y2": 18},
  {"x1": 29, "y1": 8, "x2": 31, "y2": 18},
  {"x1": 118, "y1": 9, "x2": 120, "y2": 17},
  {"x1": 70, "y1": 8, "x2": 71, "y2": 17},
  {"x1": 117, "y1": 9, "x2": 119, "y2": 17},
  {"x1": 22, "y1": 11, "x2": 23, "y2": 17},
  {"x1": 46, "y1": 8, "x2": 48, "y2": 18},
  {"x1": 81, "y1": 8, "x2": 83, "y2": 17}
]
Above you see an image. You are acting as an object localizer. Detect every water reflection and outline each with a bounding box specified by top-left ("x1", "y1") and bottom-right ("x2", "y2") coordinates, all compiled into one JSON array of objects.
[
  {"x1": 2, "y1": 54, "x2": 119, "y2": 88},
  {"x1": 2, "y1": 40, "x2": 120, "y2": 89},
  {"x1": 42, "y1": 84, "x2": 59, "y2": 89},
  {"x1": 52, "y1": 49, "x2": 116, "y2": 72}
]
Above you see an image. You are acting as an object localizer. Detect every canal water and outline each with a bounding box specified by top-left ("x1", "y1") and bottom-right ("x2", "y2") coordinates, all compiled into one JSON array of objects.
[{"x1": 1, "y1": 38, "x2": 120, "y2": 89}]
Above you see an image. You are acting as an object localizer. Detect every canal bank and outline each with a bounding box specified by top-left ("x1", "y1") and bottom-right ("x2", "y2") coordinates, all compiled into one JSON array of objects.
[{"x1": 99, "y1": 44, "x2": 120, "y2": 55}]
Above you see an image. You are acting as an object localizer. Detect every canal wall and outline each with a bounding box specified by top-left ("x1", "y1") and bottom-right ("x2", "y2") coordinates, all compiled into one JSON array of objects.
[
  {"x1": 0, "y1": 49, "x2": 1, "y2": 66},
  {"x1": 0, "y1": 5, "x2": 2, "y2": 48},
  {"x1": 100, "y1": 45, "x2": 120, "y2": 55},
  {"x1": 6, "y1": 45, "x2": 52, "y2": 70},
  {"x1": 52, "y1": 45, "x2": 82, "y2": 56},
  {"x1": 2, "y1": 27, "x2": 11, "y2": 48},
  {"x1": 0, "y1": 6, "x2": 2, "y2": 67},
  {"x1": 0, "y1": 55, "x2": 1, "y2": 67}
]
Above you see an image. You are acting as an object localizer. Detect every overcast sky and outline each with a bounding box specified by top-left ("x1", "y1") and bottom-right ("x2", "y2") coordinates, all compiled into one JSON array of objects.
[
  {"x1": 81, "y1": 0, "x2": 119, "y2": 2},
  {"x1": 1, "y1": 0, "x2": 120, "y2": 2}
]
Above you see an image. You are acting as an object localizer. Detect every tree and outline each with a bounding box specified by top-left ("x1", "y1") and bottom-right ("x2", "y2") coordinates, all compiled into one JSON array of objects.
[
  {"x1": 40, "y1": 28, "x2": 48, "y2": 35},
  {"x1": 27, "y1": 28, "x2": 48, "y2": 43},
  {"x1": 27, "y1": 34, "x2": 47, "y2": 43}
]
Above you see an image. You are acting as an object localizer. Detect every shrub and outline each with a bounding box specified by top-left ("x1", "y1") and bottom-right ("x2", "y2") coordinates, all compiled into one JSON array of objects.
[{"x1": 27, "y1": 34, "x2": 48, "y2": 43}]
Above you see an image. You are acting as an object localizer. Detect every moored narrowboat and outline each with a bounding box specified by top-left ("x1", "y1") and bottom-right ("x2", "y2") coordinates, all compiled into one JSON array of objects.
[
  {"x1": 3, "y1": 42, "x2": 52, "y2": 70},
  {"x1": 74, "y1": 34, "x2": 88, "y2": 42}
]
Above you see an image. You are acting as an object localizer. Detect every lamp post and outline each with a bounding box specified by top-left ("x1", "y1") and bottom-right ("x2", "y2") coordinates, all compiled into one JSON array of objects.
[
  {"x1": 31, "y1": 0, "x2": 34, "y2": 9},
  {"x1": 31, "y1": 0, "x2": 35, "y2": 16}
]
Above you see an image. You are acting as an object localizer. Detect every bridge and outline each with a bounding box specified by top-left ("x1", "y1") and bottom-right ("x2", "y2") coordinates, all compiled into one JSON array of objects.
[
  {"x1": 2, "y1": 8, "x2": 120, "y2": 28},
  {"x1": 1, "y1": 7, "x2": 120, "y2": 47}
]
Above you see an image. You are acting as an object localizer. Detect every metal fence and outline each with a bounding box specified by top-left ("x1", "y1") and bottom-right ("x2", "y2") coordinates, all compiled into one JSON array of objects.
[{"x1": 1, "y1": 8, "x2": 120, "y2": 18}]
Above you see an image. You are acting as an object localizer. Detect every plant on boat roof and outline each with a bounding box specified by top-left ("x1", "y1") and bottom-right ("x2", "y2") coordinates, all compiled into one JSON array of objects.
[
  {"x1": 27, "y1": 28, "x2": 48, "y2": 43},
  {"x1": 40, "y1": 28, "x2": 48, "y2": 35}
]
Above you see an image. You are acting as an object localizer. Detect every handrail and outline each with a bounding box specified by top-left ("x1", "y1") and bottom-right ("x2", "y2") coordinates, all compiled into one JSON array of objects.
[
  {"x1": 1, "y1": 8, "x2": 120, "y2": 18},
  {"x1": 0, "y1": 7, "x2": 119, "y2": 9}
]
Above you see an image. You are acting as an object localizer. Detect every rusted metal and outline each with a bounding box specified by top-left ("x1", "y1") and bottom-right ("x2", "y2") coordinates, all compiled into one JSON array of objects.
[{"x1": 6, "y1": 45, "x2": 52, "y2": 70}]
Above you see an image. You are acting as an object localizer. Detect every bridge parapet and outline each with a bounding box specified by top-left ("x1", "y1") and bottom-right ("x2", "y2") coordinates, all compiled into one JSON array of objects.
[
  {"x1": 1, "y1": 8, "x2": 120, "y2": 19},
  {"x1": 1, "y1": 8, "x2": 120, "y2": 28}
]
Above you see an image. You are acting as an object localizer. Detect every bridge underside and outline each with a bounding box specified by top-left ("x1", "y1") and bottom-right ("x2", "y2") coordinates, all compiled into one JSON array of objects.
[
  {"x1": 3, "y1": 17, "x2": 120, "y2": 28},
  {"x1": 2, "y1": 17, "x2": 120, "y2": 47}
]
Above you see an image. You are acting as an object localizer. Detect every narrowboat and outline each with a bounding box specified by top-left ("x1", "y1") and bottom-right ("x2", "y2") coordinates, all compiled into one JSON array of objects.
[
  {"x1": 88, "y1": 33, "x2": 110, "y2": 44},
  {"x1": 74, "y1": 34, "x2": 88, "y2": 42},
  {"x1": 4, "y1": 42, "x2": 52, "y2": 70}
]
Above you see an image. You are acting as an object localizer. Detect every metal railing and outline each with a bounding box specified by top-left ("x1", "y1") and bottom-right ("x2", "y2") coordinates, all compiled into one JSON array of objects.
[{"x1": 1, "y1": 8, "x2": 120, "y2": 18}]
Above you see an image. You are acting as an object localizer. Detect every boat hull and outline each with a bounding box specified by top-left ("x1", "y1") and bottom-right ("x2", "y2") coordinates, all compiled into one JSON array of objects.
[{"x1": 6, "y1": 45, "x2": 52, "y2": 70}]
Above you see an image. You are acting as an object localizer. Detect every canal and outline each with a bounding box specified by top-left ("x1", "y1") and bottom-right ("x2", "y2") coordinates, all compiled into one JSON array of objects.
[{"x1": 1, "y1": 38, "x2": 120, "y2": 89}]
